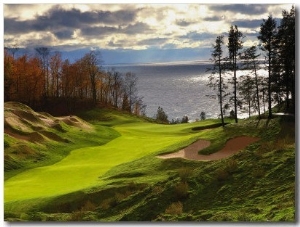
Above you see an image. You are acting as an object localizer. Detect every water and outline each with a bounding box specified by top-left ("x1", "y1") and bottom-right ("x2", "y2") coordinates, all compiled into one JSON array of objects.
[{"x1": 104, "y1": 61, "x2": 265, "y2": 121}]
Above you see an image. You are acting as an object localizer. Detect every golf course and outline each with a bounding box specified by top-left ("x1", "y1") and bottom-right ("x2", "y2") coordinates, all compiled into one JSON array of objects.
[{"x1": 4, "y1": 102, "x2": 295, "y2": 221}]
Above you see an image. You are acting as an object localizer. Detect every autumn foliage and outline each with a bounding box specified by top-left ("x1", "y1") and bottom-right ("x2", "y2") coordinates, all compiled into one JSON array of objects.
[{"x1": 4, "y1": 49, "x2": 145, "y2": 116}]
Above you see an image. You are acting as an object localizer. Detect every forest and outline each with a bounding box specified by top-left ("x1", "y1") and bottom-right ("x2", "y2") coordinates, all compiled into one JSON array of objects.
[
  {"x1": 207, "y1": 6, "x2": 295, "y2": 125},
  {"x1": 4, "y1": 48, "x2": 146, "y2": 116}
]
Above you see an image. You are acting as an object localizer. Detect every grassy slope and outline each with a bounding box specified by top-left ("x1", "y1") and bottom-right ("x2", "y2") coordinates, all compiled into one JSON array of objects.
[
  {"x1": 4, "y1": 108, "x2": 295, "y2": 222},
  {"x1": 4, "y1": 103, "x2": 120, "y2": 180},
  {"x1": 4, "y1": 108, "x2": 214, "y2": 212}
]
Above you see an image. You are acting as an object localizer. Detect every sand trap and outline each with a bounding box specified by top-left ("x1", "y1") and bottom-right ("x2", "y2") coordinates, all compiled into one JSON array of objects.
[{"x1": 158, "y1": 136, "x2": 259, "y2": 161}]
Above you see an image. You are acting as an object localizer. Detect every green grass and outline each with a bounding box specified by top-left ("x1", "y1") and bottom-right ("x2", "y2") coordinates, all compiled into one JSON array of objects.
[
  {"x1": 4, "y1": 122, "x2": 119, "y2": 180},
  {"x1": 4, "y1": 108, "x2": 212, "y2": 212},
  {"x1": 4, "y1": 107, "x2": 295, "y2": 222}
]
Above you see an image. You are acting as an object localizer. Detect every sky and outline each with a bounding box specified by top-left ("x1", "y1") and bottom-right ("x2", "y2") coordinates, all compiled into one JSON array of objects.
[{"x1": 3, "y1": 2, "x2": 294, "y2": 65}]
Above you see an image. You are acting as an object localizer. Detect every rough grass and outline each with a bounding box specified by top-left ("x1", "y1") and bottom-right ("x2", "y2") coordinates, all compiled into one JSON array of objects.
[{"x1": 4, "y1": 105, "x2": 295, "y2": 222}]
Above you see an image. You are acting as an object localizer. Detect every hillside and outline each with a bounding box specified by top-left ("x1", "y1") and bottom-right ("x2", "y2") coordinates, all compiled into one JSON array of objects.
[
  {"x1": 4, "y1": 102, "x2": 119, "y2": 179},
  {"x1": 4, "y1": 102, "x2": 295, "y2": 221}
]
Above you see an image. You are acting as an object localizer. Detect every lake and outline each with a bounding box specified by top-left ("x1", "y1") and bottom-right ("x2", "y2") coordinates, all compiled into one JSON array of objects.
[{"x1": 104, "y1": 61, "x2": 264, "y2": 121}]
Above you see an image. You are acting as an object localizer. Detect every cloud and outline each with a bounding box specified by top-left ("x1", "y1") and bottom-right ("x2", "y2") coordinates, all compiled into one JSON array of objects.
[
  {"x1": 123, "y1": 22, "x2": 152, "y2": 35},
  {"x1": 80, "y1": 22, "x2": 151, "y2": 37},
  {"x1": 4, "y1": 5, "x2": 138, "y2": 35},
  {"x1": 208, "y1": 4, "x2": 270, "y2": 16},
  {"x1": 137, "y1": 37, "x2": 168, "y2": 46},
  {"x1": 179, "y1": 31, "x2": 216, "y2": 41},
  {"x1": 175, "y1": 19, "x2": 196, "y2": 27},
  {"x1": 53, "y1": 29, "x2": 74, "y2": 39},
  {"x1": 3, "y1": 3, "x2": 293, "y2": 64},
  {"x1": 81, "y1": 26, "x2": 118, "y2": 37},
  {"x1": 232, "y1": 19, "x2": 263, "y2": 28},
  {"x1": 203, "y1": 16, "x2": 223, "y2": 21}
]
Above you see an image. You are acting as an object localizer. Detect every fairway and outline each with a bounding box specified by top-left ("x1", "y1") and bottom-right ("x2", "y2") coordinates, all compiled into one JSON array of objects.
[{"x1": 4, "y1": 121, "x2": 203, "y2": 204}]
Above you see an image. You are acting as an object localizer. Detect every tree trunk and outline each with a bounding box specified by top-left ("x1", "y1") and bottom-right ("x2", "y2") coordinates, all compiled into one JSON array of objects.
[
  {"x1": 268, "y1": 50, "x2": 272, "y2": 119},
  {"x1": 254, "y1": 64, "x2": 261, "y2": 118}
]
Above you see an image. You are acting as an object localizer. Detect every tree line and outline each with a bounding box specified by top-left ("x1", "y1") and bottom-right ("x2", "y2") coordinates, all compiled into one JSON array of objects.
[
  {"x1": 207, "y1": 6, "x2": 295, "y2": 126},
  {"x1": 4, "y1": 49, "x2": 146, "y2": 116}
]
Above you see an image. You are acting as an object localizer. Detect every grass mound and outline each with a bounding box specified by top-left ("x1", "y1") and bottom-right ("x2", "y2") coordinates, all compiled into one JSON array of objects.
[{"x1": 4, "y1": 102, "x2": 119, "y2": 177}]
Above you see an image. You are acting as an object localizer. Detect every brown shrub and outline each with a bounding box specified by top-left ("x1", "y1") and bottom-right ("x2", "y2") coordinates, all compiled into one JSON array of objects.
[
  {"x1": 178, "y1": 167, "x2": 193, "y2": 181},
  {"x1": 174, "y1": 181, "x2": 189, "y2": 199},
  {"x1": 81, "y1": 200, "x2": 96, "y2": 212},
  {"x1": 99, "y1": 198, "x2": 113, "y2": 210},
  {"x1": 225, "y1": 159, "x2": 238, "y2": 173},
  {"x1": 216, "y1": 168, "x2": 229, "y2": 181},
  {"x1": 165, "y1": 201, "x2": 183, "y2": 215}
]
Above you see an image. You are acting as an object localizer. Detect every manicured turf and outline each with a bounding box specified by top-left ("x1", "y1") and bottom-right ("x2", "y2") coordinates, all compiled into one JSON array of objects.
[{"x1": 4, "y1": 118, "x2": 210, "y2": 204}]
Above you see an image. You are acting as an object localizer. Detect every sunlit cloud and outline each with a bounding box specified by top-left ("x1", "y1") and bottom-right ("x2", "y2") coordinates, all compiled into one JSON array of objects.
[{"x1": 3, "y1": 3, "x2": 293, "y2": 64}]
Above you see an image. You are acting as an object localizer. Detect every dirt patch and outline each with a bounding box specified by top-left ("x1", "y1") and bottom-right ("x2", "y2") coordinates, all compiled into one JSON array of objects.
[
  {"x1": 4, "y1": 102, "x2": 93, "y2": 144},
  {"x1": 10, "y1": 144, "x2": 38, "y2": 158},
  {"x1": 57, "y1": 116, "x2": 93, "y2": 130},
  {"x1": 158, "y1": 136, "x2": 259, "y2": 161},
  {"x1": 12, "y1": 109, "x2": 42, "y2": 123},
  {"x1": 40, "y1": 131, "x2": 70, "y2": 143},
  {"x1": 28, "y1": 132, "x2": 45, "y2": 143}
]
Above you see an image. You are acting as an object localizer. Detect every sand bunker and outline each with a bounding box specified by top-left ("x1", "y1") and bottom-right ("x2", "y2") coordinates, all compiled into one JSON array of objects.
[{"x1": 158, "y1": 136, "x2": 259, "y2": 161}]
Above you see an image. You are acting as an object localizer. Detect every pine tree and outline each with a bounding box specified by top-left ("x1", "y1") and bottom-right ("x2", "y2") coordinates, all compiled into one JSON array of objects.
[
  {"x1": 277, "y1": 6, "x2": 295, "y2": 113},
  {"x1": 238, "y1": 75, "x2": 255, "y2": 118},
  {"x1": 155, "y1": 106, "x2": 169, "y2": 123},
  {"x1": 258, "y1": 16, "x2": 277, "y2": 119},
  {"x1": 227, "y1": 25, "x2": 243, "y2": 123},
  {"x1": 241, "y1": 46, "x2": 262, "y2": 118},
  {"x1": 207, "y1": 35, "x2": 227, "y2": 127}
]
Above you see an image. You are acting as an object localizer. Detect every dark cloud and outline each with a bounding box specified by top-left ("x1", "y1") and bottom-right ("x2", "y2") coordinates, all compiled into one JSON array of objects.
[
  {"x1": 232, "y1": 19, "x2": 263, "y2": 28},
  {"x1": 4, "y1": 5, "x2": 138, "y2": 35},
  {"x1": 81, "y1": 26, "x2": 118, "y2": 37},
  {"x1": 209, "y1": 4, "x2": 270, "y2": 15},
  {"x1": 45, "y1": 6, "x2": 137, "y2": 26},
  {"x1": 53, "y1": 30, "x2": 74, "y2": 39}
]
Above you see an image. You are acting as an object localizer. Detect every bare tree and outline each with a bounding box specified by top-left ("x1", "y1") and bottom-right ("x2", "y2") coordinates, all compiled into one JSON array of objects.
[
  {"x1": 123, "y1": 72, "x2": 138, "y2": 113},
  {"x1": 35, "y1": 47, "x2": 51, "y2": 96},
  {"x1": 82, "y1": 51, "x2": 102, "y2": 105}
]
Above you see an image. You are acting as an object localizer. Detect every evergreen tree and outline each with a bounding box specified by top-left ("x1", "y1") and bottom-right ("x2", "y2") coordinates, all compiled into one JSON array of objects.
[
  {"x1": 258, "y1": 15, "x2": 277, "y2": 119},
  {"x1": 155, "y1": 106, "x2": 169, "y2": 123},
  {"x1": 276, "y1": 6, "x2": 295, "y2": 113},
  {"x1": 227, "y1": 25, "x2": 244, "y2": 123},
  {"x1": 241, "y1": 46, "x2": 262, "y2": 118},
  {"x1": 207, "y1": 35, "x2": 227, "y2": 127},
  {"x1": 238, "y1": 75, "x2": 255, "y2": 118},
  {"x1": 200, "y1": 111, "x2": 206, "y2": 120}
]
